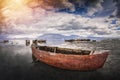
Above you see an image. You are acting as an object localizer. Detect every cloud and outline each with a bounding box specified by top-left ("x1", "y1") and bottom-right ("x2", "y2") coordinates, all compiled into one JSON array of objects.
[
  {"x1": 3, "y1": 10, "x2": 120, "y2": 39},
  {"x1": 86, "y1": 0, "x2": 104, "y2": 16},
  {"x1": 27, "y1": 0, "x2": 75, "y2": 11},
  {"x1": 114, "y1": 0, "x2": 120, "y2": 18},
  {"x1": 27, "y1": 0, "x2": 113, "y2": 16},
  {"x1": 0, "y1": 0, "x2": 120, "y2": 39}
]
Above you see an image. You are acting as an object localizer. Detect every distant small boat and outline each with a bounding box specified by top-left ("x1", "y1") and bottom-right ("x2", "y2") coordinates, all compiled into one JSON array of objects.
[
  {"x1": 3, "y1": 40, "x2": 9, "y2": 43},
  {"x1": 65, "y1": 39, "x2": 91, "y2": 42},
  {"x1": 31, "y1": 45, "x2": 109, "y2": 71},
  {"x1": 32, "y1": 40, "x2": 46, "y2": 45},
  {"x1": 26, "y1": 40, "x2": 30, "y2": 46},
  {"x1": 37, "y1": 40, "x2": 46, "y2": 43}
]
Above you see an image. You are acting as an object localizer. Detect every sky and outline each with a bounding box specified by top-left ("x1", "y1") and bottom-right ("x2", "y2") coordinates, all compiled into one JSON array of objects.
[{"x1": 0, "y1": 0, "x2": 120, "y2": 39}]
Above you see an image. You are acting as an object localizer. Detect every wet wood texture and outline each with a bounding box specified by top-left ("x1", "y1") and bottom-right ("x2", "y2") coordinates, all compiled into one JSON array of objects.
[{"x1": 32, "y1": 46, "x2": 109, "y2": 71}]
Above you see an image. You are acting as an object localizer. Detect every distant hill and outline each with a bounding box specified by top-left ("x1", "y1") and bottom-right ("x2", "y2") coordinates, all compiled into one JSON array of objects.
[
  {"x1": 38, "y1": 34, "x2": 80, "y2": 40},
  {"x1": 37, "y1": 34, "x2": 80, "y2": 45},
  {"x1": 37, "y1": 34, "x2": 106, "y2": 41}
]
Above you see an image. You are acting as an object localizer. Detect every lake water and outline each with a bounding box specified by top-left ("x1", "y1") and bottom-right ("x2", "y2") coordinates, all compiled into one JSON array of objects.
[{"x1": 0, "y1": 39, "x2": 120, "y2": 80}]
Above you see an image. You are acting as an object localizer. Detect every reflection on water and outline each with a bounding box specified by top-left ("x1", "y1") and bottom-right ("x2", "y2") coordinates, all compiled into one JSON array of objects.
[{"x1": 0, "y1": 39, "x2": 120, "y2": 80}]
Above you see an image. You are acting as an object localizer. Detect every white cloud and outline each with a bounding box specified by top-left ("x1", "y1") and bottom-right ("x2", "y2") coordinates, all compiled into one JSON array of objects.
[{"x1": 1, "y1": 6, "x2": 120, "y2": 39}]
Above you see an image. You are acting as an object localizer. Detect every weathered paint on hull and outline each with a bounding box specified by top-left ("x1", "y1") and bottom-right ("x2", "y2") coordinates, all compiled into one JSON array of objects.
[{"x1": 32, "y1": 47, "x2": 109, "y2": 71}]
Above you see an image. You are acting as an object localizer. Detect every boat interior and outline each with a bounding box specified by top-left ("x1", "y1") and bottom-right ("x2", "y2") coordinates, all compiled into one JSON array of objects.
[{"x1": 36, "y1": 46, "x2": 91, "y2": 55}]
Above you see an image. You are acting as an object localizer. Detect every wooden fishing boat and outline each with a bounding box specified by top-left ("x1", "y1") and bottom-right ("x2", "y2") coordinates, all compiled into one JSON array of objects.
[{"x1": 31, "y1": 45, "x2": 109, "y2": 71}]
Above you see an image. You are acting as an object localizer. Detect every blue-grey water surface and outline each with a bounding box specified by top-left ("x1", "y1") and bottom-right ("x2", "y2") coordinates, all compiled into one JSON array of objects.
[{"x1": 0, "y1": 39, "x2": 120, "y2": 80}]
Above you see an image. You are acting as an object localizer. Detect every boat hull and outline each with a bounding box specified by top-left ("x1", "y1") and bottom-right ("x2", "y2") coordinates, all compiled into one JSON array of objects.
[{"x1": 32, "y1": 46, "x2": 109, "y2": 71}]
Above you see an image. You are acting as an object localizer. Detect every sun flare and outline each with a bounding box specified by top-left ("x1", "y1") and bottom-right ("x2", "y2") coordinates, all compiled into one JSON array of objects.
[
  {"x1": 3, "y1": 0, "x2": 27, "y2": 10},
  {"x1": 1, "y1": 0, "x2": 32, "y2": 22}
]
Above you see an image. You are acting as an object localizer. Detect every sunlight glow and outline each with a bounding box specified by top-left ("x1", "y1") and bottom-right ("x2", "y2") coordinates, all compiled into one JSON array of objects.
[
  {"x1": 3, "y1": 0, "x2": 26, "y2": 10},
  {"x1": 1, "y1": 0, "x2": 32, "y2": 22}
]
